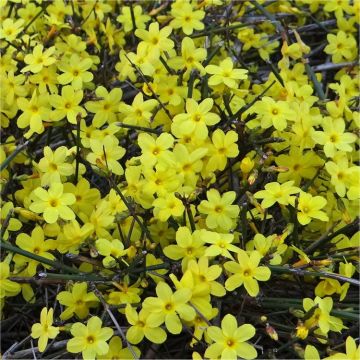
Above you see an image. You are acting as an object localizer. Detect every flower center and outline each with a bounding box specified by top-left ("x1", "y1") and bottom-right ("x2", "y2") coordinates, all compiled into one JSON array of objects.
[
  {"x1": 214, "y1": 205, "x2": 223, "y2": 213},
  {"x1": 165, "y1": 303, "x2": 173, "y2": 311},
  {"x1": 49, "y1": 198, "x2": 59, "y2": 207},
  {"x1": 272, "y1": 108, "x2": 279, "y2": 115},
  {"x1": 86, "y1": 335, "x2": 95, "y2": 344},
  {"x1": 226, "y1": 338, "x2": 235, "y2": 347}
]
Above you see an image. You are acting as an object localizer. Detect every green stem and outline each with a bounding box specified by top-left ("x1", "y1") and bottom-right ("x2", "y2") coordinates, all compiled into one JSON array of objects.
[
  {"x1": 269, "y1": 265, "x2": 360, "y2": 287},
  {"x1": 0, "y1": 141, "x2": 30, "y2": 172},
  {"x1": 115, "y1": 122, "x2": 162, "y2": 134},
  {"x1": 0, "y1": 238, "x2": 81, "y2": 274}
]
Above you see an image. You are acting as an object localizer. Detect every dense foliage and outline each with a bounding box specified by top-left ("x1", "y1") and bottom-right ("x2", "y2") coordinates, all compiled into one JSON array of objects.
[{"x1": 0, "y1": 0, "x2": 359, "y2": 359}]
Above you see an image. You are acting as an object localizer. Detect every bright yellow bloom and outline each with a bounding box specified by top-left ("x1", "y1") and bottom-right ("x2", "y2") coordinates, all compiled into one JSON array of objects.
[
  {"x1": 57, "y1": 282, "x2": 99, "y2": 320},
  {"x1": 116, "y1": 5, "x2": 150, "y2": 33},
  {"x1": 163, "y1": 227, "x2": 206, "y2": 270},
  {"x1": 0, "y1": 261, "x2": 21, "y2": 299},
  {"x1": 168, "y1": 37, "x2": 207, "y2": 76},
  {"x1": 254, "y1": 181, "x2": 300, "y2": 208},
  {"x1": 171, "y1": 98, "x2": 220, "y2": 140},
  {"x1": 125, "y1": 304, "x2": 167, "y2": 344},
  {"x1": 138, "y1": 132, "x2": 174, "y2": 167},
  {"x1": 57, "y1": 220, "x2": 94, "y2": 254},
  {"x1": 118, "y1": 92, "x2": 158, "y2": 127},
  {"x1": 203, "y1": 231, "x2": 240, "y2": 259},
  {"x1": 153, "y1": 193, "x2": 185, "y2": 221},
  {"x1": 205, "y1": 314, "x2": 257, "y2": 360},
  {"x1": 224, "y1": 250, "x2": 271, "y2": 297},
  {"x1": 17, "y1": 91, "x2": 51, "y2": 138},
  {"x1": 95, "y1": 238, "x2": 127, "y2": 268},
  {"x1": 21, "y1": 45, "x2": 56, "y2": 74},
  {"x1": 170, "y1": 1, "x2": 205, "y2": 35},
  {"x1": 57, "y1": 54, "x2": 93, "y2": 89},
  {"x1": 206, "y1": 129, "x2": 239, "y2": 172},
  {"x1": 290, "y1": 192, "x2": 329, "y2": 225},
  {"x1": 31, "y1": 307, "x2": 59, "y2": 352},
  {"x1": 67, "y1": 316, "x2": 114, "y2": 360},
  {"x1": 36, "y1": 146, "x2": 74, "y2": 186},
  {"x1": 311, "y1": 118, "x2": 356, "y2": 158},
  {"x1": 303, "y1": 296, "x2": 345, "y2": 335},
  {"x1": 324, "y1": 31, "x2": 357, "y2": 63},
  {"x1": 205, "y1": 57, "x2": 248, "y2": 89},
  {"x1": 87, "y1": 135, "x2": 126, "y2": 175},
  {"x1": 30, "y1": 183, "x2": 76, "y2": 223},
  {"x1": 14, "y1": 226, "x2": 56, "y2": 276},
  {"x1": 142, "y1": 281, "x2": 196, "y2": 334},
  {"x1": 98, "y1": 336, "x2": 140, "y2": 359},
  {"x1": 0, "y1": 18, "x2": 24, "y2": 42},
  {"x1": 198, "y1": 189, "x2": 239, "y2": 231},
  {"x1": 49, "y1": 86, "x2": 86, "y2": 124},
  {"x1": 85, "y1": 86, "x2": 122, "y2": 127},
  {"x1": 187, "y1": 257, "x2": 226, "y2": 297},
  {"x1": 325, "y1": 336, "x2": 360, "y2": 360},
  {"x1": 135, "y1": 22, "x2": 174, "y2": 58},
  {"x1": 253, "y1": 96, "x2": 296, "y2": 131}
]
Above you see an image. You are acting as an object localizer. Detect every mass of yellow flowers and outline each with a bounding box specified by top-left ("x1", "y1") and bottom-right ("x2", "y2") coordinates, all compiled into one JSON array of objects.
[{"x1": 0, "y1": 0, "x2": 359, "y2": 359}]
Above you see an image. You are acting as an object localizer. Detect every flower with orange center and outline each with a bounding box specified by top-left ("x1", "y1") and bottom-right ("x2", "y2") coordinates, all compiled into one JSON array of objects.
[
  {"x1": 30, "y1": 183, "x2": 76, "y2": 223},
  {"x1": 205, "y1": 314, "x2": 257, "y2": 360},
  {"x1": 224, "y1": 249, "x2": 271, "y2": 297}
]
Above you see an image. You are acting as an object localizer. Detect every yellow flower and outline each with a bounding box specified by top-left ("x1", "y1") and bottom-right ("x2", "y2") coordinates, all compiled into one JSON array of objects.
[
  {"x1": 116, "y1": 5, "x2": 150, "y2": 33},
  {"x1": 198, "y1": 189, "x2": 239, "y2": 231},
  {"x1": 17, "y1": 90, "x2": 51, "y2": 138},
  {"x1": 95, "y1": 238, "x2": 127, "y2": 268},
  {"x1": 49, "y1": 85, "x2": 86, "y2": 124},
  {"x1": 57, "y1": 282, "x2": 99, "y2": 320},
  {"x1": 170, "y1": 1, "x2": 205, "y2": 35},
  {"x1": 67, "y1": 316, "x2": 114, "y2": 360},
  {"x1": 253, "y1": 96, "x2": 296, "y2": 131},
  {"x1": 21, "y1": 45, "x2": 56, "y2": 74},
  {"x1": 14, "y1": 226, "x2": 56, "y2": 276},
  {"x1": 171, "y1": 98, "x2": 220, "y2": 140},
  {"x1": 142, "y1": 281, "x2": 196, "y2": 334},
  {"x1": 324, "y1": 30, "x2": 357, "y2": 63},
  {"x1": 0, "y1": 18, "x2": 24, "y2": 42},
  {"x1": 225, "y1": 250, "x2": 271, "y2": 296},
  {"x1": 87, "y1": 135, "x2": 126, "y2": 175},
  {"x1": 168, "y1": 37, "x2": 207, "y2": 76},
  {"x1": 57, "y1": 220, "x2": 94, "y2": 254},
  {"x1": 163, "y1": 227, "x2": 206, "y2": 270},
  {"x1": 206, "y1": 129, "x2": 239, "y2": 172},
  {"x1": 205, "y1": 57, "x2": 248, "y2": 89},
  {"x1": 118, "y1": 92, "x2": 158, "y2": 127},
  {"x1": 57, "y1": 54, "x2": 93, "y2": 89},
  {"x1": 325, "y1": 336, "x2": 360, "y2": 360},
  {"x1": 138, "y1": 132, "x2": 174, "y2": 167},
  {"x1": 85, "y1": 86, "x2": 122, "y2": 127},
  {"x1": 0, "y1": 261, "x2": 21, "y2": 299},
  {"x1": 98, "y1": 336, "x2": 141, "y2": 359},
  {"x1": 203, "y1": 231, "x2": 240, "y2": 259},
  {"x1": 31, "y1": 307, "x2": 59, "y2": 352},
  {"x1": 153, "y1": 193, "x2": 185, "y2": 221},
  {"x1": 36, "y1": 146, "x2": 74, "y2": 186},
  {"x1": 205, "y1": 314, "x2": 257, "y2": 360},
  {"x1": 29, "y1": 183, "x2": 76, "y2": 224},
  {"x1": 254, "y1": 180, "x2": 300, "y2": 208},
  {"x1": 311, "y1": 118, "x2": 356, "y2": 158},
  {"x1": 290, "y1": 192, "x2": 329, "y2": 225},
  {"x1": 135, "y1": 22, "x2": 174, "y2": 58},
  {"x1": 303, "y1": 296, "x2": 345, "y2": 335},
  {"x1": 125, "y1": 304, "x2": 167, "y2": 344},
  {"x1": 187, "y1": 257, "x2": 226, "y2": 297}
]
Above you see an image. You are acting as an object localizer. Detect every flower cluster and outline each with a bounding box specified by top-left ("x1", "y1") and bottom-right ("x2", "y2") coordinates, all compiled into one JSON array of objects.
[{"x1": 0, "y1": 0, "x2": 358, "y2": 359}]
